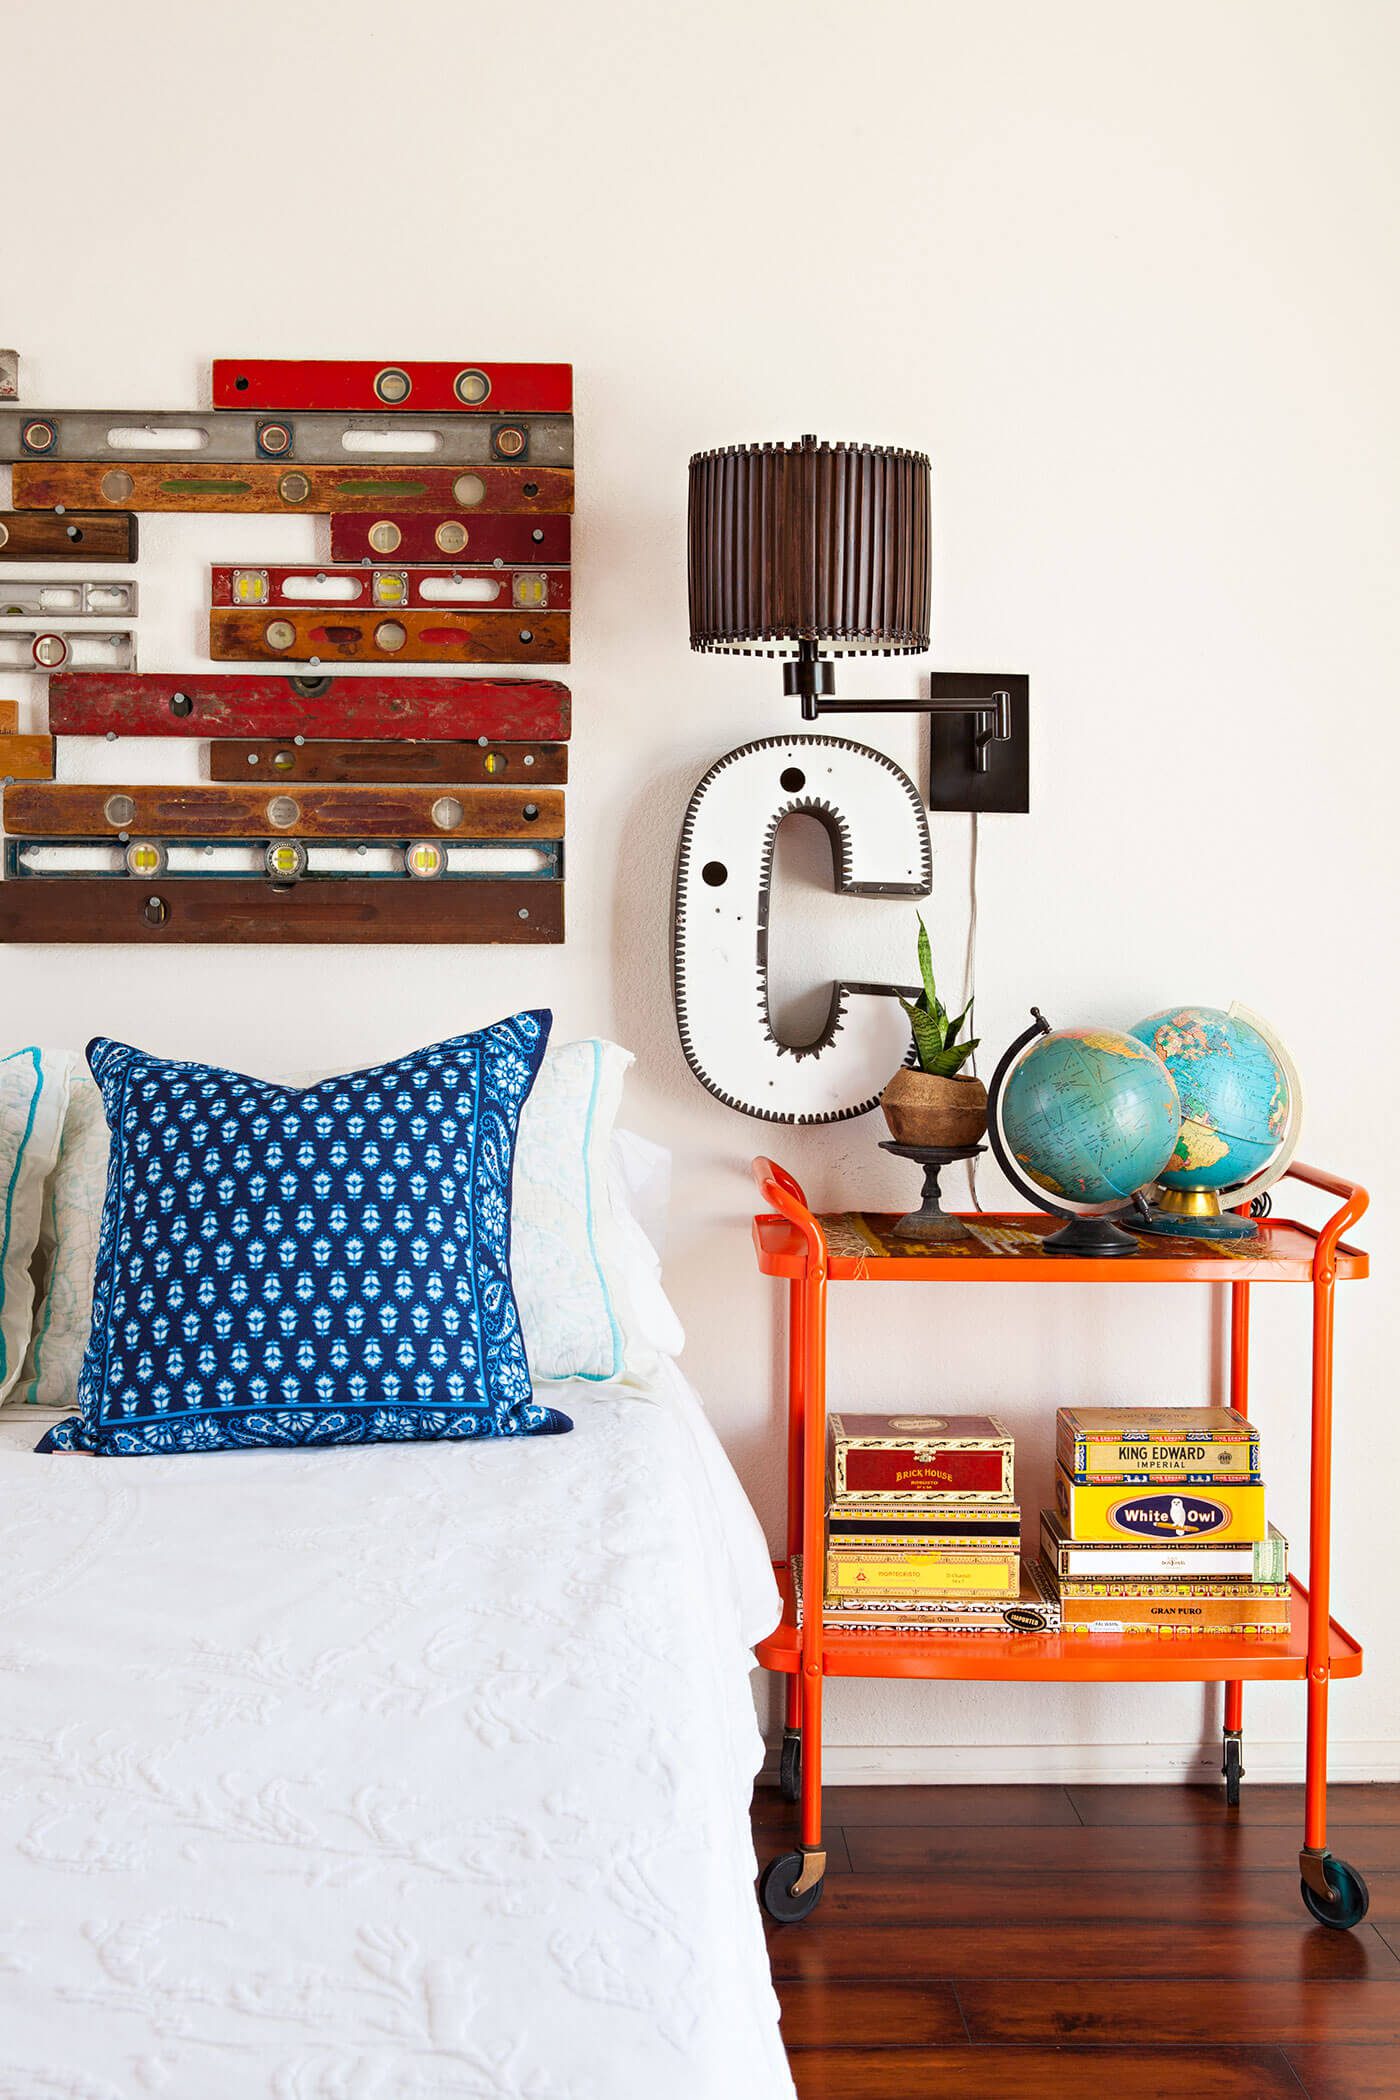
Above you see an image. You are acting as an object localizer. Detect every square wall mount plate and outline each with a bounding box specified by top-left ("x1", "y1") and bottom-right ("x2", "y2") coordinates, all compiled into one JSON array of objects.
[{"x1": 927, "y1": 672, "x2": 1030, "y2": 814}]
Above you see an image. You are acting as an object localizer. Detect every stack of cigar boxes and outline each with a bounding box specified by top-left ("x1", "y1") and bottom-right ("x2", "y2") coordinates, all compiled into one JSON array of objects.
[
  {"x1": 1040, "y1": 1406, "x2": 1290, "y2": 1635},
  {"x1": 797, "y1": 1412, "x2": 1060, "y2": 1633}
]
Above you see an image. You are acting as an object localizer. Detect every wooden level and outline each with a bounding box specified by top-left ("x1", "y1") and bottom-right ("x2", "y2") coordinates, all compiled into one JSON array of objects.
[
  {"x1": 11, "y1": 462, "x2": 574, "y2": 516},
  {"x1": 0, "y1": 701, "x2": 16, "y2": 733},
  {"x1": 213, "y1": 358, "x2": 573, "y2": 414},
  {"x1": 329, "y1": 512, "x2": 571, "y2": 564},
  {"x1": 0, "y1": 877, "x2": 564, "y2": 945},
  {"x1": 0, "y1": 510, "x2": 138, "y2": 561},
  {"x1": 209, "y1": 564, "x2": 571, "y2": 611},
  {"x1": 3, "y1": 781, "x2": 564, "y2": 840},
  {"x1": 208, "y1": 739, "x2": 569, "y2": 785},
  {"x1": 0, "y1": 734, "x2": 53, "y2": 780},
  {"x1": 207, "y1": 606, "x2": 569, "y2": 666},
  {"x1": 47, "y1": 672, "x2": 571, "y2": 740}
]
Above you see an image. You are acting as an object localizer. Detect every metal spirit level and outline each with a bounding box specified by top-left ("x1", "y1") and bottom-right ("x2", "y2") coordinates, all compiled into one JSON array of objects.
[
  {"x1": 0, "y1": 579, "x2": 137, "y2": 616},
  {"x1": 0, "y1": 628, "x2": 135, "y2": 671},
  {"x1": 6, "y1": 839, "x2": 561, "y2": 882},
  {"x1": 0, "y1": 410, "x2": 572, "y2": 467}
]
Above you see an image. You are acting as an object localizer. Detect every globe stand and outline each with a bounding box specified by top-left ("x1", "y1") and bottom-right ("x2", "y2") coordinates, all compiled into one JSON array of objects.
[
  {"x1": 1040, "y1": 1214, "x2": 1142, "y2": 1257},
  {"x1": 879, "y1": 1142, "x2": 984, "y2": 1241}
]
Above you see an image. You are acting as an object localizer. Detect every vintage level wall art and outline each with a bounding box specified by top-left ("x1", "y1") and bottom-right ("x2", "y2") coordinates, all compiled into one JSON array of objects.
[{"x1": 0, "y1": 356, "x2": 572, "y2": 947}]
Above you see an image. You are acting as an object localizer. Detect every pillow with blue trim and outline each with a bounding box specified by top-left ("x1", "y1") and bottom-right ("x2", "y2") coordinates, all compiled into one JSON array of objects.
[{"x1": 37, "y1": 1012, "x2": 571, "y2": 1456}]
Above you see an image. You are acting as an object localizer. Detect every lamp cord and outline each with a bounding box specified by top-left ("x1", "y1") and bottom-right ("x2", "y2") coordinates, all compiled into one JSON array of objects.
[{"x1": 963, "y1": 811, "x2": 983, "y2": 1211}]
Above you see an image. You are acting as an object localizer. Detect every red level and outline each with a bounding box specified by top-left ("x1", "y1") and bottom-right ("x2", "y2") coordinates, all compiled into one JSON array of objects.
[
  {"x1": 213, "y1": 359, "x2": 572, "y2": 415},
  {"x1": 210, "y1": 564, "x2": 571, "y2": 611},
  {"x1": 47, "y1": 673, "x2": 571, "y2": 741},
  {"x1": 329, "y1": 513, "x2": 571, "y2": 565}
]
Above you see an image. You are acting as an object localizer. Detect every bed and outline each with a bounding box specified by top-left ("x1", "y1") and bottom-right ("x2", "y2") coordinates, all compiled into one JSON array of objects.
[{"x1": 0, "y1": 1363, "x2": 794, "y2": 2099}]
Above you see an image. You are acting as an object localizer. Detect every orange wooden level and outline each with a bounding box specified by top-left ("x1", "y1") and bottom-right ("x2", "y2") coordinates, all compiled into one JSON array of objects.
[{"x1": 750, "y1": 1157, "x2": 1370, "y2": 1929}]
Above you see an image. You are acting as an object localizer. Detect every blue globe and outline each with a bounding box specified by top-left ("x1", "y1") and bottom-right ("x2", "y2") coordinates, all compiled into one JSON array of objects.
[
  {"x1": 1001, "y1": 1028, "x2": 1181, "y2": 1209},
  {"x1": 1130, "y1": 1007, "x2": 1289, "y2": 1193}
]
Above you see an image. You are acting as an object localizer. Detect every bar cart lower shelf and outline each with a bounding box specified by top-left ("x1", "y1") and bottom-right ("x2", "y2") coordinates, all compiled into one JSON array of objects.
[{"x1": 749, "y1": 1155, "x2": 1371, "y2": 1931}]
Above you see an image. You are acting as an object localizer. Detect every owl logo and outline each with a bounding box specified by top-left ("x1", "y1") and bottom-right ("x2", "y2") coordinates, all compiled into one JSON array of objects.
[{"x1": 1170, "y1": 1495, "x2": 1188, "y2": 1533}]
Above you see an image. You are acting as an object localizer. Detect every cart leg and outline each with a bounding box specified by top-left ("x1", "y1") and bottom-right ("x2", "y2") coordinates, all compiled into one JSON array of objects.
[
  {"x1": 1223, "y1": 1682, "x2": 1244, "y2": 1807},
  {"x1": 1223, "y1": 1278, "x2": 1250, "y2": 1805},
  {"x1": 1296, "y1": 1245, "x2": 1369, "y2": 1929},
  {"x1": 782, "y1": 1279, "x2": 805, "y2": 1752},
  {"x1": 760, "y1": 1261, "x2": 827, "y2": 1923}
]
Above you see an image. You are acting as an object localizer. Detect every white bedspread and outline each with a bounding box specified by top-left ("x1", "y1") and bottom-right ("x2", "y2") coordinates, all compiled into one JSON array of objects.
[{"x1": 0, "y1": 1366, "x2": 793, "y2": 2100}]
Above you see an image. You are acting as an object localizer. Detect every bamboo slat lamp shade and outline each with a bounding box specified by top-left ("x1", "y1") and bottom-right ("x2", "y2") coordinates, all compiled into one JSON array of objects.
[{"x1": 688, "y1": 435, "x2": 931, "y2": 657}]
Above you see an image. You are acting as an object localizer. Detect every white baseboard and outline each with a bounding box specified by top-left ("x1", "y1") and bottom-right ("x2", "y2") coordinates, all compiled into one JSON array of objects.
[{"x1": 762, "y1": 1738, "x2": 1400, "y2": 1786}]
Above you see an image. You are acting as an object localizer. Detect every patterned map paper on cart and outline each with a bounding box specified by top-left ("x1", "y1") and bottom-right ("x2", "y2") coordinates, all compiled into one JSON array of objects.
[{"x1": 819, "y1": 1213, "x2": 1269, "y2": 1264}]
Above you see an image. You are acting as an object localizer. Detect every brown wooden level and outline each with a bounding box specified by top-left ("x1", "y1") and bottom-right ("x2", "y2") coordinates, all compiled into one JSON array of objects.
[
  {"x1": 0, "y1": 734, "x2": 54, "y2": 781},
  {"x1": 0, "y1": 877, "x2": 564, "y2": 945},
  {"x1": 47, "y1": 673, "x2": 571, "y2": 740},
  {"x1": 3, "y1": 781, "x2": 564, "y2": 840},
  {"x1": 11, "y1": 462, "x2": 573, "y2": 516},
  {"x1": 0, "y1": 510, "x2": 139, "y2": 561},
  {"x1": 0, "y1": 701, "x2": 17, "y2": 733},
  {"x1": 208, "y1": 606, "x2": 569, "y2": 666},
  {"x1": 208, "y1": 739, "x2": 570, "y2": 785}
]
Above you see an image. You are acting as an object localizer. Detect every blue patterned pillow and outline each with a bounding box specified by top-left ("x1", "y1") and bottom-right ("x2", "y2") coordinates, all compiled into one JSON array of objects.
[{"x1": 37, "y1": 1012, "x2": 571, "y2": 1456}]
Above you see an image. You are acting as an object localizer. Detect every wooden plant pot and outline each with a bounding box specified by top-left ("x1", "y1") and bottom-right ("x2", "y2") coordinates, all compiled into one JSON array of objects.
[{"x1": 880, "y1": 1066, "x2": 988, "y2": 1147}]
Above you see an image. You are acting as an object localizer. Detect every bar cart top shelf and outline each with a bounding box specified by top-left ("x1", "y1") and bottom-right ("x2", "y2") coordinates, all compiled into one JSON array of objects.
[{"x1": 753, "y1": 1208, "x2": 1369, "y2": 1285}]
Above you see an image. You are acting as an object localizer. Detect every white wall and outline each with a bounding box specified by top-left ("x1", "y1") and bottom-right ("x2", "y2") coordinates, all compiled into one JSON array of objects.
[{"x1": 4, "y1": 0, "x2": 1397, "y2": 1779}]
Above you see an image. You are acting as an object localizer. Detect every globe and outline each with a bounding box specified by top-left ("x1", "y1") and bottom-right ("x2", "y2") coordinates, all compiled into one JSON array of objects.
[
  {"x1": 1130, "y1": 1006, "x2": 1289, "y2": 1194},
  {"x1": 1000, "y1": 1027, "x2": 1181, "y2": 1210}
]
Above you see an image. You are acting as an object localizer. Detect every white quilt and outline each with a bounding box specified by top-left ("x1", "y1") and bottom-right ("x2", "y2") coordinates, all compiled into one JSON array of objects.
[{"x1": 0, "y1": 1368, "x2": 794, "y2": 2100}]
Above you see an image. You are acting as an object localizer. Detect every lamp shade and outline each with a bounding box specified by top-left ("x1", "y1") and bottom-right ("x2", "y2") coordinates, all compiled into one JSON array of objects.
[{"x1": 688, "y1": 435, "x2": 931, "y2": 655}]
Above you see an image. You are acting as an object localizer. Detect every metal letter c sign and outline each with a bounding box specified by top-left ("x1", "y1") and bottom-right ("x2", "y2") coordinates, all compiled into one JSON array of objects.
[{"x1": 672, "y1": 734, "x2": 932, "y2": 1123}]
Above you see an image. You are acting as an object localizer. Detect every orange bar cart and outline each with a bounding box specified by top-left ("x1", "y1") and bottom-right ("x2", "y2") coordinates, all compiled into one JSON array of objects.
[{"x1": 750, "y1": 1156, "x2": 1371, "y2": 1928}]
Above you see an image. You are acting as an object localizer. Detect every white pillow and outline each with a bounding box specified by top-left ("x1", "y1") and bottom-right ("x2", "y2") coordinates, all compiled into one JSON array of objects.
[
  {"x1": 512, "y1": 1039, "x2": 678, "y2": 1382},
  {"x1": 16, "y1": 1036, "x2": 681, "y2": 1407},
  {"x1": 0, "y1": 1049, "x2": 71, "y2": 1405},
  {"x1": 608, "y1": 1129, "x2": 685, "y2": 1362}
]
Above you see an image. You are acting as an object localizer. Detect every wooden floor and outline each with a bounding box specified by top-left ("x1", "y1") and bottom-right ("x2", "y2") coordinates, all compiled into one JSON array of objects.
[{"x1": 754, "y1": 1781, "x2": 1400, "y2": 2099}]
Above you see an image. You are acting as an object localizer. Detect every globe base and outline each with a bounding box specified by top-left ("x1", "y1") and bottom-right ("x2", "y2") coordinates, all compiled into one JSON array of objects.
[
  {"x1": 1132, "y1": 1206, "x2": 1258, "y2": 1241},
  {"x1": 1041, "y1": 1215, "x2": 1142, "y2": 1257}
]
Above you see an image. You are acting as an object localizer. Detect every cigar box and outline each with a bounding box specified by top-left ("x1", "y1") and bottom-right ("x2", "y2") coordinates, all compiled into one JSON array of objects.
[
  {"x1": 828, "y1": 1412, "x2": 1014, "y2": 1503},
  {"x1": 1056, "y1": 1405, "x2": 1260, "y2": 1484},
  {"x1": 1040, "y1": 1510, "x2": 1288, "y2": 1584},
  {"x1": 1054, "y1": 1468, "x2": 1268, "y2": 1545}
]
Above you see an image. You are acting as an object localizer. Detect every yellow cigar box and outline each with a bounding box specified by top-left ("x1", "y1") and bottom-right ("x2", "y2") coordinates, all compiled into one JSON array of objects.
[{"x1": 1054, "y1": 1467, "x2": 1268, "y2": 1544}]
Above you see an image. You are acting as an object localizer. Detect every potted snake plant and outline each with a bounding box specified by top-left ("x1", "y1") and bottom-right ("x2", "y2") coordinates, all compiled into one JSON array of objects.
[{"x1": 880, "y1": 915, "x2": 987, "y2": 1146}]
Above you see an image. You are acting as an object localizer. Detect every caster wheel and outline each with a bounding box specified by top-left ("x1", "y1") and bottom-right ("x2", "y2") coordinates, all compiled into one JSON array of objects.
[
  {"x1": 1223, "y1": 1735, "x2": 1243, "y2": 1808},
  {"x1": 779, "y1": 1729, "x2": 802, "y2": 1805},
  {"x1": 1301, "y1": 1856, "x2": 1370, "y2": 1931},
  {"x1": 760, "y1": 1850, "x2": 824, "y2": 1923}
]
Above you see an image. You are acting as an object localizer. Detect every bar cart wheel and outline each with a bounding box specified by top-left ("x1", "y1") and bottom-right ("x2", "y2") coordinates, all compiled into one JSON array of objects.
[
  {"x1": 1300, "y1": 1854, "x2": 1370, "y2": 1931},
  {"x1": 778, "y1": 1727, "x2": 802, "y2": 1805},
  {"x1": 1223, "y1": 1729, "x2": 1244, "y2": 1807},
  {"x1": 760, "y1": 1849, "x2": 824, "y2": 1922}
]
